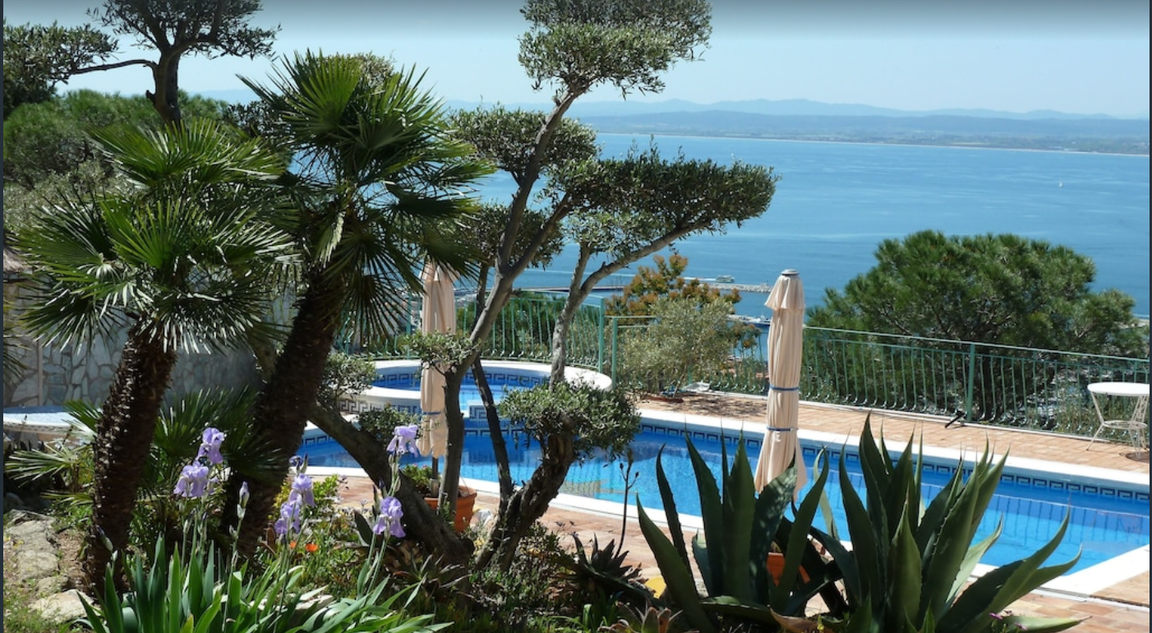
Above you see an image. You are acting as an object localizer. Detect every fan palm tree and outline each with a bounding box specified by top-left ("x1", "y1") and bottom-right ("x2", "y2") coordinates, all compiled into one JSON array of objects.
[
  {"x1": 227, "y1": 51, "x2": 491, "y2": 558},
  {"x1": 16, "y1": 118, "x2": 295, "y2": 589}
]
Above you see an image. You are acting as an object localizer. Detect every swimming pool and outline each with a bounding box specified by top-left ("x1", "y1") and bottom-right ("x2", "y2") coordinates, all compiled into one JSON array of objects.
[
  {"x1": 300, "y1": 416, "x2": 1150, "y2": 576},
  {"x1": 336, "y1": 359, "x2": 610, "y2": 417}
]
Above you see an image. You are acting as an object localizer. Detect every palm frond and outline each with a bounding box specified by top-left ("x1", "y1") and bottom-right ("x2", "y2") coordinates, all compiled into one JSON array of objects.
[
  {"x1": 91, "y1": 118, "x2": 285, "y2": 192},
  {"x1": 16, "y1": 119, "x2": 300, "y2": 353}
]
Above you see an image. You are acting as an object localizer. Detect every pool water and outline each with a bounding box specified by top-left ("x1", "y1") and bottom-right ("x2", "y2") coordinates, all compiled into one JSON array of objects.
[
  {"x1": 300, "y1": 426, "x2": 1149, "y2": 574},
  {"x1": 371, "y1": 373, "x2": 542, "y2": 411}
]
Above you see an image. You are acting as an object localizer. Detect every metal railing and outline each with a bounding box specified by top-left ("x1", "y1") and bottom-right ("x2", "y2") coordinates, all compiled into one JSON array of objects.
[
  {"x1": 353, "y1": 292, "x2": 604, "y2": 369},
  {"x1": 355, "y1": 295, "x2": 1149, "y2": 440},
  {"x1": 798, "y1": 328, "x2": 1148, "y2": 437}
]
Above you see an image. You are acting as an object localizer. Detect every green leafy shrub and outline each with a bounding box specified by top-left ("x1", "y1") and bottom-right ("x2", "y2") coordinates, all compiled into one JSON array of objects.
[
  {"x1": 358, "y1": 406, "x2": 423, "y2": 445},
  {"x1": 266, "y1": 473, "x2": 362, "y2": 598},
  {"x1": 618, "y1": 298, "x2": 741, "y2": 397},
  {"x1": 467, "y1": 521, "x2": 579, "y2": 630},
  {"x1": 500, "y1": 381, "x2": 640, "y2": 461},
  {"x1": 401, "y1": 464, "x2": 440, "y2": 497},
  {"x1": 317, "y1": 352, "x2": 376, "y2": 409}
]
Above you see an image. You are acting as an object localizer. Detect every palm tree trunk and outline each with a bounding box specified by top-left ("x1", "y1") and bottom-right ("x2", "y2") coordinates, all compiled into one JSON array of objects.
[
  {"x1": 83, "y1": 322, "x2": 177, "y2": 591},
  {"x1": 231, "y1": 279, "x2": 342, "y2": 556}
]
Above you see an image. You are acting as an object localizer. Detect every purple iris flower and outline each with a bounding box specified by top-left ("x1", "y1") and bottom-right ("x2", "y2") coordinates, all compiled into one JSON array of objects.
[
  {"x1": 174, "y1": 463, "x2": 212, "y2": 498},
  {"x1": 372, "y1": 496, "x2": 405, "y2": 538},
  {"x1": 196, "y1": 427, "x2": 226, "y2": 465},
  {"x1": 288, "y1": 473, "x2": 315, "y2": 507},
  {"x1": 387, "y1": 424, "x2": 420, "y2": 457},
  {"x1": 274, "y1": 499, "x2": 303, "y2": 537}
]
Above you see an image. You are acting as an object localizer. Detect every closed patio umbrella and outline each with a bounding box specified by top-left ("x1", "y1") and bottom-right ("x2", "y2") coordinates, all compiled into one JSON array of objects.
[
  {"x1": 416, "y1": 262, "x2": 456, "y2": 459},
  {"x1": 754, "y1": 269, "x2": 808, "y2": 493}
]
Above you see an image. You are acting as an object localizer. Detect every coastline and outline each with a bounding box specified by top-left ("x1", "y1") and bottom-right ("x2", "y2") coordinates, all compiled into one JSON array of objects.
[{"x1": 592, "y1": 130, "x2": 1151, "y2": 157}]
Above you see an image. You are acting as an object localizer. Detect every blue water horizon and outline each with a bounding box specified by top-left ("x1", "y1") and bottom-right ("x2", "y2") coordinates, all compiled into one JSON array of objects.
[{"x1": 478, "y1": 135, "x2": 1150, "y2": 318}]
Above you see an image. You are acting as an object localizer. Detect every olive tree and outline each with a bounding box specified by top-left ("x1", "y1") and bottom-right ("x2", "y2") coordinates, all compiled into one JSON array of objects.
[
  {"x1": 544, "y1": 144, "x2": 776, "y2": 381},
  {"x1": 619, "y1": 298, "x2": 742, "y2": 395},
  {"x1": 436, "y1": 0, "x2": 713, "y2": 546},
  {"x1": 72, "y1": 0, "x2": 277, "y2": 124},
  {"x1": 438, "y1": 0, "x2": 779, "y2": 570},
  {"x1": 470, "y1": 137, "x2": 784, "y2": 564}
]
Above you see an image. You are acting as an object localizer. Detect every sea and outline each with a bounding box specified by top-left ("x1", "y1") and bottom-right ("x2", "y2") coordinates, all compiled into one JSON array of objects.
[{"x1": 474, "y1": 134, "x2": 1150, "y2": 319}]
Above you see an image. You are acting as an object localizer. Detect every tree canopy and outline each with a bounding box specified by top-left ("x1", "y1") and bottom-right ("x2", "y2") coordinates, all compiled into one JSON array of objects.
[
  {"x1": 519, "y1": 0, "x2": 711, "y2": 97},
  {"x1": 2, "y1": 19, "x2": 116, "y2": 118},
  {"x1": 3, "y1": 89, "x2": 229, "y2": 189},
  {"x1": 3, "y1": 90, "x2": 231, "y2": 241},
  {"x1": 807, "y1": 230, "x2": 1147, "y2": 358},
  {"x1": 606, "y1": 253, "x2": 741, "y2": 316}
]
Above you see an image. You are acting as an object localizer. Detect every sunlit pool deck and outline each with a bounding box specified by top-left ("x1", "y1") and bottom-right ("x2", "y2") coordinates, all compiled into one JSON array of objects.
[{"x1": 325, "y1": 396, "x2": 1150, "y2": 633}]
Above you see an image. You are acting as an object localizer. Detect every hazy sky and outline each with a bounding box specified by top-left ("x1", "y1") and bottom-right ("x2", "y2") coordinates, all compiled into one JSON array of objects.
[{"x1": 5, "y1": 0, "x2": 1150, "y2": 117}]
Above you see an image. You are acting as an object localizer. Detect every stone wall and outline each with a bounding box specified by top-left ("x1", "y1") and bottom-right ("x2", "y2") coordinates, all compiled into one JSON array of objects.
[{"x1": 4, "y1": 287, "x2": 262, "y2": 408}]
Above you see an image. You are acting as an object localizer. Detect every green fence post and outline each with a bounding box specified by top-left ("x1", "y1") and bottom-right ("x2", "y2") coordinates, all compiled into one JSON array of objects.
[
  {"x1": 598, "y1": 298, "x2": 605, "y2": 374},
  {"x1": 965, "y1": 342, "x2": 977, "y2": 424},
  {"x1": 611, "y1": 317, "x2": 619, "y2": 384}
]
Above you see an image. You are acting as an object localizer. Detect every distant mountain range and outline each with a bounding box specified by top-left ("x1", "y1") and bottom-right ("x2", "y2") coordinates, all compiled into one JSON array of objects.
[
  {"x1": 571, "y1": 110, "x2": 1149, "y2": 150},
  {"x1": 443, "y1": 97, "x2": 1150, "y2": 121},
  {"x1": 199, "y1": 90, "x2": 1149, "y2": 153},
  {"x1": 202, "y1": 89, "x2": 1147, "y2": 121},
  {"x1": 439, "y1": 99, "x2": 1149, "y2": 154}
]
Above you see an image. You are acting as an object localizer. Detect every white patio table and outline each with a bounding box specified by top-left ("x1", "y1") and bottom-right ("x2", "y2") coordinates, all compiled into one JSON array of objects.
[{"x1": 1086, "y1": 382, "x2": 1149, "y2": 451}]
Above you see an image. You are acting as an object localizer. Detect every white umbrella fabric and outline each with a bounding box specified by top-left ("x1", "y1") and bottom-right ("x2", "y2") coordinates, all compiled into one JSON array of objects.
[
  {"x1": 753, "y1": 269, "x2": 808, "y2": 493},
  {"x1": 416, "y1": 262, "x2": 456, "y2": 458}
]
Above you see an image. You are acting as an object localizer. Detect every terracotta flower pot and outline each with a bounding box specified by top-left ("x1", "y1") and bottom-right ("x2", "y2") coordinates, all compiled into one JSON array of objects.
[
  {"x1": 767, "y1": 552, "x2": 810, "y2": 583},
  {"x1": 423, "y1": 486, "x2": 477, "y2": 533}
]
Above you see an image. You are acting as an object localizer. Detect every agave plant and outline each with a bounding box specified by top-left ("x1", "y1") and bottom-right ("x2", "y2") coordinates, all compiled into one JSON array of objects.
[
  {"x1": 561, "y1": 533, "x2": 648, "y2": 607},
  {"x1": 635, "y1": 436, "x2": 842, "y2": 633},
  {"x1": 799, "y1": 418, "x2": 1082, "y2": 633},
  {"x1": 636, "y1": 417, "x2": 1084, "y2": 633},
  {"x1": 601, "y1": 605, "x2": 698, "y2": 633}
]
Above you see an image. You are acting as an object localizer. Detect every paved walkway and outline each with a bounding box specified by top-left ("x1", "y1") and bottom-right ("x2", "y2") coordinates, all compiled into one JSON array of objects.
[{"x1": 334, "y1": 396, "x2": 1150, "y2": 632}]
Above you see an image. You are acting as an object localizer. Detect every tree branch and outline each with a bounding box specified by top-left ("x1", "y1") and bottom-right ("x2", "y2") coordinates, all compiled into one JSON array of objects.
[{"x1": 72, "y1": 58, "x2": 154, "y2": 74}]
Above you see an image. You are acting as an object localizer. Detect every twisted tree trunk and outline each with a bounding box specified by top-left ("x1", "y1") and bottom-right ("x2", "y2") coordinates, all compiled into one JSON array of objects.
[
  {"x1": 475, "y1": 429, "x2": 576, "y2": 571},
  {"x1": 307, "y1": 404, "x2": 473, "y2": 564}
]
